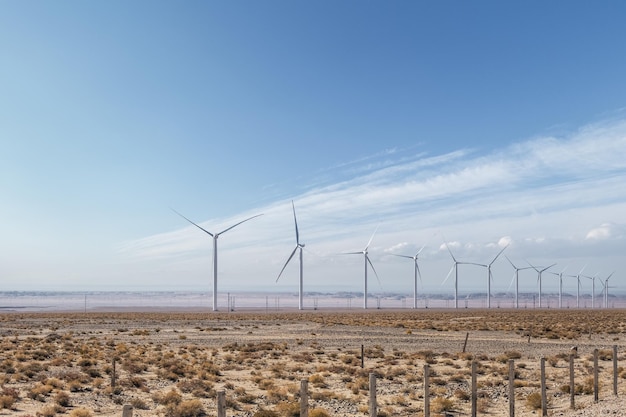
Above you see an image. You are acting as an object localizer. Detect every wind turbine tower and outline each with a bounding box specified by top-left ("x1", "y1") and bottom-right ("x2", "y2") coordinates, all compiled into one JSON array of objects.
[
  {"x1": 602, "y1": 271, "x2": 614, "y2": 308},
  {"x1": 583, "y1": 273, "x2": 599, "y2": 309},
  {"x1": 393, "y1": 242, "x2": 427, "y2": 309},
  {"x1": 172, "y1": 209, "x2": 263, "y2": 311},
  {"x1": 549, "y1": 266, "x2": 568, "y2": 309},
  {"x1": 342, "y1": 227, "x2": 381, "y2": 309},
  {"x1": 505, "y1": 256, "x2": 533, "y2": 309},
  {"x1": 474, "y1": 245, "x2": 508, "y2": 308},
  {"x1": 528, "y1": 261, "x2": 556, "y2": 309},
  {"x1": 276, "y1": 201, "x2": 306, "y2": 310},
  {"x1": 566, "y1": 265, "x2": 586, "y2": 309},
  {"x1": 443, "y1": 241, "x2": 481, "y2": 309}
]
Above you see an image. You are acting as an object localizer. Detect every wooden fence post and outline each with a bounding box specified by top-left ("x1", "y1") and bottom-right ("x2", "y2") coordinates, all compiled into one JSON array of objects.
[
  {"x1": 462, "y1": 332, "x2": 469, "y2": 353},
  {"x1": 122, "y1": 404, "x2": 133, "y2": 417},
  {"x1": 361, "y1": 344, "x2": 365, "y2": 368},
  {"x1": 369, "y1": 373, "x2": 377, "y2": 417},
  {"x1": 613, "y1": 345, "x2": 618, "y2": 396},
  {"x1": 300, "y1": 379, "x2": 308, "y2": 417},
  {"x1": 111, "y1": 358, "x2": 116, "y2": 388},
  {"x1": 593, "y1": 349, "x2": 599, "y2": 403},
  {"x1": 471, "y1": 361, "x2": 477, "y2": 417},
  {"x1": 509, "y1": 359, "x2": 515, "y2": 417},
  {"x1": 540, "y1": 357, "x2": 547, "y2": 417},
  {"x1": 569, "y1": 354, "x2": 575, "y2": 409},
  {"x1": 424, "y1": 364, "x2": 430, "y2": 417},
  {"x1": 217, "y1": 391, "x2": 226, "y2": 417}
]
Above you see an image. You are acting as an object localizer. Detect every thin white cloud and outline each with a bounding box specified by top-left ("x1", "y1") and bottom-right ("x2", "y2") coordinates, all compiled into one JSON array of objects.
[{"x1": 118, "y1": 116, "x2": 626, "y2": 294}]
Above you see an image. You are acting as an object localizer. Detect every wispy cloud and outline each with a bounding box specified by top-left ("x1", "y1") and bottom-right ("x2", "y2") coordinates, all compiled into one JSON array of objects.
[{"x1": 118, "y1": 116, "x2": 626, "y2": 294}]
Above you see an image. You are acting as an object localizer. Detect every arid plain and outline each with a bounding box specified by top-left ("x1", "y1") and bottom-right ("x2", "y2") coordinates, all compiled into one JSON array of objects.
[{"x1": 1, "y1": 309, "x2": 626, "y2": 417}]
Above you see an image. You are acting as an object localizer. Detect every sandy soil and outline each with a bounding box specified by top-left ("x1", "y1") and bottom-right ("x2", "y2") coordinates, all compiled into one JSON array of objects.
[{"x1": 0, "y1": 309, "x2": 625, "y2": 417}]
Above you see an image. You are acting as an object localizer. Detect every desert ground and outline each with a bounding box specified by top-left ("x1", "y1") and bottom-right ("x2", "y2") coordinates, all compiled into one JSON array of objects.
[{"x1": 1, "y1": 309, "x2": 625, "y2": 417}]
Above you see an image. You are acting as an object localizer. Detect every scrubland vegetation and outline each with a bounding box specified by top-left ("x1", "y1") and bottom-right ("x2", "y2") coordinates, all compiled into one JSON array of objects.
[{"x1": 0, "y1": 309, "x2": 625, "y2": 416}]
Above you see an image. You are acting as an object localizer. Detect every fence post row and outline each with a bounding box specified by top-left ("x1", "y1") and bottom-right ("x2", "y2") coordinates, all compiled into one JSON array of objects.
[{"x1": 171, "y1": 345, "x2": 619, "y2": 417}]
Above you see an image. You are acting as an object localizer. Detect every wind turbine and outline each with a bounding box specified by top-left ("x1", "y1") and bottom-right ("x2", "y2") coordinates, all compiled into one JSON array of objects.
[
  {"x1": 473, "y1": 245, "x2": 508, "y2": 308},
  {"x1": 393, "y1": 242, "x2": 427, "y2": 309},
  {"x1": 442, "y1": 241, "x2": 481, "y2": 309},
  {"x1": 582, "y1": 273, "x2": 599, "y2": 308},
  {"x1": 172, "y1": 209, "x2": 263, "y2": 311},
  {"x1": 601, "y1": 271, "x2": 615, "y2": 308},
  {"x1": 505, "y1": 256, "x2": 533, "y2": 309},
  {"x1": 342, "y1": 226, "x2": 381, "y2": 309},
  {"x1": 276, "y1": 201, "x2": 306, "y2": 310},
  {"x1": 527, "y1": 261, "x2": 556, "y2": 309},
  {"x1": 566, "y1": 265, "x2": 586, "y2": 309},
  {"x1": 549, "y1": 266, "x2": 568, "y2": 309}
]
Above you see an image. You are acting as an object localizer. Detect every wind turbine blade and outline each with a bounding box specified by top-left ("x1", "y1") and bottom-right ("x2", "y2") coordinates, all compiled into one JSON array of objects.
[
  {"x1": 525, "y1": 259, "x2": 537, "y2": 270},
  {"x1": 276, "y1": 246, "x2": 298, "y2": 282},
  {"x1": 416, "y1": 263, "x2": 423, "y2": 285},
  {"x1": 578, "y1": 264, "x2": 587, "y2": 276},
  {"x1": 490, "y1": 245, "x2": 508, "y2": 266},
  {"x1": 291, "y1": 200, "x2": 300, "y2": 245},
  {"x1": 416, "y1": 243, "x2": 428, "y2": 255},
  {"x1": 340, "y1": 251, "x2": 363, "y2": 255},
  {"x1": 606, "y1": 271, "x2": 615, "y2": 281},
  {"x1": 442, "y1": 265, "x2": 455, "y2": 285},
  {"x1": 541, "y1": 263, "x2": 557, "y2": 273},
  {"x1": 217, "y1": 213, "x2": 263, "y2": 235},
  {"x1": 507, "y1": 273, "x2": 516, "y2": 291},
  {"x1": 505, "y1": 255, "x2": 516, "y2": 269},
  {"x1": 171, "y1": 208, "x2": 214, "y2": 237},
  {"x1": 365, "y1": 225, "x2": 379, "y2": 251},
  {"x1": 443, "y1": 240, "x2": 457, "y2": 262},
  {"x1": 464, "y1": 262, "x2": 487, "y2": 267},
  {"x1": 367, "y1": 256, "x2": 383, "y2": 290},
  {"x1": 392, "y1": 254, "x2": 413, "y2": 260}
]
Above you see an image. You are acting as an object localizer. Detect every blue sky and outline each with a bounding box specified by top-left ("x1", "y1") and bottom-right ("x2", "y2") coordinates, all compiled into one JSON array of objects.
[{"x1": 2, "y1": 1, "x2": 626, "y2": 300}]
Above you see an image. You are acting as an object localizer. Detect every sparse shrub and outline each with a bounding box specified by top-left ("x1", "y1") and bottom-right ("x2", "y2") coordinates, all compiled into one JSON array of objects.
[
  {"x1": 274, "y1": 402, "x2": 299, "y2": 417},
  {"x1": 309, "y1": 373, "x2": 326, "y2": 387},
  {"x1": 430, "y1": 397, "x2": 455, "y2": 413},
  {"x1": 130, "y1": 397, "x2": 150, "y2": 409},
  {"x1": 253, "y1": 409, "x2": 278, "y2": 417},
  {"x1": 154, "y1": 389, "x2": 182, "y2": 406},
  {"x1": 166, "y1": 399, "x2": 205, "y2": 417},
  {"x1": 525, "y1": 392, "x2": 544, "y2": 410},
  {"x1": 54, "y1": 391, "x2": 71, "y2": 407},
  {"x1": 309, "y1": 409, "x2": 330, "y2": 417},
  {"x1": 0, "y1": 394, "x2": 16, "y2": 409},
  {"x1": 454, "y1": 389, "x2": 470, "y2": 401},
  {"x1": 68, "y1": 408, "x2": 93, "y2": 417},
  {"x1": 37, "y1": 404, "x2": 63, "y2": 417}
]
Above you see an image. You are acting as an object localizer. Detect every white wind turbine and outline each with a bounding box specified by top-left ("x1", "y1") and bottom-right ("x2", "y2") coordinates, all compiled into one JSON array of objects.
[
  {"x1": 172, "y1": 209, "x2": 263, "y2": 311},
  {"x1": 582, "y1": 273, "x2": 599, "y2": 308},
  {"x1": 549, "y1": 266, "x2": 568, "y2": 309},
  {"x1": 601, "y1": 271, "x2": 615, "y2": 309},
  {"x1": 473, "y1": 245, "x2": 508, "y2": 308},
  {"x1": 342, "y1": 226, "x2": 381, "y2": 309},
  {"x1": 566, "y1": 265, "x2": 586, "y2": 309},
  {"x1": 505, "y1": 256, "x2": 533, "y2": 309},
  {"x1": 276, "y1": 201, "x2": 306, "y2": 310},
  {"x1": 527, "y1": 261, "x2": 556, "y2": 309},
  {"x1": 442, "y1": 241, "x2": 482, "y2": 309},
  {"x1": 393, "y1": 242, "x2": 427, "y2": 309}
]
